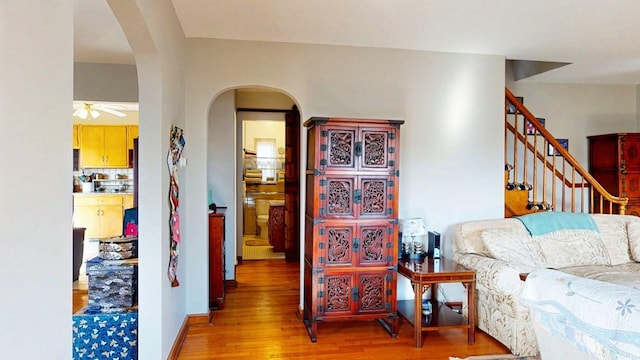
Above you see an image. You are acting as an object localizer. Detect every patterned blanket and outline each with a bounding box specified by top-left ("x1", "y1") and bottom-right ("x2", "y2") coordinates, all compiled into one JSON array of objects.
[{"x1": 521, "y1": 269, "x2": 640, "y2": 359}]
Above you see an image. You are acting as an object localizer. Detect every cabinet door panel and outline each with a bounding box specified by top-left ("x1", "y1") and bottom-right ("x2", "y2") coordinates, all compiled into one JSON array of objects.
[
  {"x1": 80, "y1": 126, "x2": 104, "y2": 167},
  {"x1": 324, "y1": 126, "x2": 356, "y2": 171},
  {"x1": 317, "y1": 221, "x2": 395, "y2": 268},
  {"x1": 104, "y1": 126, "x2": 129, "y2": 167},
  {"x1": 123, "y1": 194, "x2": 134, "y2": 210},
  {"x1": 621, "y1": 171, "x2": 640, "y2": 198},
  {"x1": 622, "y1": 136, "x2": 640, "y2": 170},
  {"x1": 322, "y1": 223, "x2": 356, "y2": 267},
  {"x1": 360, "y1": 129, "x2": 390, "y2": 170},
  {"x1": 318, "y1": 273, "x2": 355, "y2": 316},
  {"x1": 321, "y1": 176, "x2": 355, "y2": 218},
  {"x1": 359, "y1": 176, "x2": 394, "y2": 218},
  {"x1": 74, "y1": 205, "x2": 101, "y2": 238},
  {"x1": 127, "y1": 125, "x2": 139, "y2": 150},
  {"x1": 357, "y1": 271, "x2": 394, "y2": 313},
  {"x1": 358, "y1": 222, "x2": 395, "y2": 267},
  {"x1": 73, "y1": 125, "x2": 80, "y2": 149},
  {"x1": 101, "y1": 204, "x2": 124, "y2": 237}
]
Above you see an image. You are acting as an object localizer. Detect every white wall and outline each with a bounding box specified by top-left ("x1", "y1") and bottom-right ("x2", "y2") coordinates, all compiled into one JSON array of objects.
[
  {"x1": 108, "y1": 0, "x2": 186, "y2": 358},
  {"x1": 0, "y1": 2, "x2": 73, "y2": 358},
  {"x1": 206, "y1": 91, "x2": 237, "y2": 288},
  {"x1": 243, "y1": 120, "x2": 286, "y2": 154},
  {"x1": 507, "y1": 82, "x2": 638, "y2": 165},
  {"x1": 74, "y1": 62, "x2": 139, "y2": 102},
  {"x1": 185, "y1": 39, "x2": 505, "y2": 311}
]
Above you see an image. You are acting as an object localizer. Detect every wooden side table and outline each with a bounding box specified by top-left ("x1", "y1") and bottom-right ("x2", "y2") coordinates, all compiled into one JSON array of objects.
[{"x1": 397, "y1": 257, "x2": 476, "y2": 348}]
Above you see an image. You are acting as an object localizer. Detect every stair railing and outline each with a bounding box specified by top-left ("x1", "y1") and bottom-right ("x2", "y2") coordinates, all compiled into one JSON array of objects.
[{"x1": 505, "y1": 88, "x2": 627, "y2": 215}]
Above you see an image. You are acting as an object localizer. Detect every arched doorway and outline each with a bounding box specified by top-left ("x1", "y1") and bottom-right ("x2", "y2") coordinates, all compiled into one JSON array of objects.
[{"x1": 207, "y1": 88, "x2": 301, "y2": 309}]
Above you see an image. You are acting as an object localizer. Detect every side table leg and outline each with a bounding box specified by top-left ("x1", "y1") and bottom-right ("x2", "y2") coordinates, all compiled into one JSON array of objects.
[
  {"x1": 463, "y1": 281, "x2": 476, "y2": 344},
  {"x1": 413, "y1": 281, "x2": 423, "y2": 348}
]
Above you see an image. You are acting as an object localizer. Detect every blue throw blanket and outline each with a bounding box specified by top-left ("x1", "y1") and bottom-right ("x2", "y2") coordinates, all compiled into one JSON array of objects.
[{"x1": 515, "y1": 212, "x2": 598, "y2": 236}]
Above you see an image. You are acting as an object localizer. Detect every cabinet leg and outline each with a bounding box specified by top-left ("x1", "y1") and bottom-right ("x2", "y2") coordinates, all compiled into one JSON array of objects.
[
  {"x1": 375, "y1": 315, "x2": 398, "y2": 338},
  {"x1": 303, "y1": 318, "x2": 317, "y2": 343}
]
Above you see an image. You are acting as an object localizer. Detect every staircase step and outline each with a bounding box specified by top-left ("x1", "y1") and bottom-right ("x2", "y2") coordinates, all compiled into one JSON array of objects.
[{"x1": 505, "y1": 189, "x2": 533, "y2": 217}]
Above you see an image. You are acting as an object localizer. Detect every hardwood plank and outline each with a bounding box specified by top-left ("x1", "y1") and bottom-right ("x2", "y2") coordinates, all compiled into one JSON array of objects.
[{"x1": 176, "y1": 259, "x2": 511, "y2": 359}]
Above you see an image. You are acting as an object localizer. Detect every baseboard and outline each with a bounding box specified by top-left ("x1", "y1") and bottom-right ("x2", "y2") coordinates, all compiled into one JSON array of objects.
[
  {"x1": 225, "y1": 279, "x2": 238, "y2": 288},
  {"x1": 296, "y1": 305, "x2": 304, "y2": 320},
  {"x1": 167, "y1": 313, "x2": 210, "y2": 360}
]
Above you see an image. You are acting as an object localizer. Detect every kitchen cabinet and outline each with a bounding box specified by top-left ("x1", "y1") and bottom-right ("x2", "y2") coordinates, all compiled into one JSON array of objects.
[
  {"x1": 74, "y1": 194, "x2": 126, "y2": 238},
  {"x1": 73, "y1": 124, "x2": 80, "y2": 149},
  {"x1": 127, "y1": 125, "x2": 138, "y2": 150},
  {"x1": 123, "y1": 194, "x2": 134, "y2": 210},
  {"x1": 303, "y1": 117, "x2": 403, "y2": 342},
  {"x1": 79, "y1": 125, "x2": 128, "y2": 168}
]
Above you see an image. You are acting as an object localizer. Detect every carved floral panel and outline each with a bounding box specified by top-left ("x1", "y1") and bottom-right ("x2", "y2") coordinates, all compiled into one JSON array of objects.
[
  {"x1": 362, "y1": 131, "x2": 387, "y2": 167},
  {"x1": 327, "y1": 227, "x2": 352, "y2": 264},
  {"x1": 361, "y1": 179, "x2": 386, "y2": 215},
  {"x1": 328, "y1": 130, "x2": 354, "y2": 167},
  {"x1": 359, "y1": 274, "x2": 384, "y2": 311},
  {"x1": 327, "y1": 180, "x2": 352, "y2": 215},
  {"x1": 326, "y1": 276, "x2": 351, "y2": 312},
  {"x1": 360, "y1": 228, "x2": 384, "y2": 262}
]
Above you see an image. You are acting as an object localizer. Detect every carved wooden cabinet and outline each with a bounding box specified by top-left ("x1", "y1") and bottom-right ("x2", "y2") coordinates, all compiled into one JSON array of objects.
[
  {"x1": 588, "y1": 133, "x2": 640, "y2": 216},
  {"x1": 303, "y1": 117, "x2": 403, "y2": 342},
  {"x1": 209, "y1": 211, "x2": 226, "y2": 310},
  {"x1": 268, "y1": 203, "x2": 285, "y2": 252}
]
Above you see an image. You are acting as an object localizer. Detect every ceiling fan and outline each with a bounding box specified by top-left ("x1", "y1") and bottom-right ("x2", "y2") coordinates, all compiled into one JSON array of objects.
[{"x1": 73, "y1": 102, "x2": 127, "y2": 119}]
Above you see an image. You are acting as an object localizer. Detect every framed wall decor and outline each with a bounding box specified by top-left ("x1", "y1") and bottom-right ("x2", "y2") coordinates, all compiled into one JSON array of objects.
[
  {"x1": 507, "y1": 96, "x2": 524, "y2": 114},
  {"x1": 525, "y1": 117, "x2": 545, "y2": 135},
  {"x1": 548, "y1": 138, "x2": 569, "y2": 156}
]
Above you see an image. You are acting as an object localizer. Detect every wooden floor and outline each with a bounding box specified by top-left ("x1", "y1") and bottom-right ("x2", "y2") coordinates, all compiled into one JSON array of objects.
[{"x1": 175, "y1": 259, "x2": 511, "y2": 360}]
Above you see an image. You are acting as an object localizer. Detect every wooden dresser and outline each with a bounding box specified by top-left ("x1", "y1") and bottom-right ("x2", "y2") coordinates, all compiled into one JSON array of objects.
[
  {"x1": 209, "y1": 211, "x2": 226, "y2": 309},
  {"x1": 588, "y1": 133, "x2": 640, "y2": 215},
  {"x1": 302, "y1": 117, "x2": 403, "y2": 342}
]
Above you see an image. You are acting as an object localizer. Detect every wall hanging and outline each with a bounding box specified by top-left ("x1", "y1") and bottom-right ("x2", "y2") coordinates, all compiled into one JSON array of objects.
[{"x1": 167, "y1": 125, "x2": 185, "y2": 287}]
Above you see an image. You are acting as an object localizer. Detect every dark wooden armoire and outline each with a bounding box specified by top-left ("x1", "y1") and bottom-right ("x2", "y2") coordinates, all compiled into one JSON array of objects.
[
  {"x1": 588, "y1": 133, "x2": 640, "y2": 216},
  {"x1": 302, "y1": 117, "x2": 403, "y2": 342}
]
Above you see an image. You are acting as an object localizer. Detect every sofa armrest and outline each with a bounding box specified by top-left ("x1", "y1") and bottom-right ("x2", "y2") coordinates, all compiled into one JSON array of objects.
[{"x1": 455, "y1": 253, "x2": 527, "y2": 295}]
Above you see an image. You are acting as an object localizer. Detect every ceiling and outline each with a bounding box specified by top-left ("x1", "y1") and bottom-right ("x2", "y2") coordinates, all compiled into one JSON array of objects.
[{"x1": 75, "y1": 0, "x2": 640, "y2": 85}]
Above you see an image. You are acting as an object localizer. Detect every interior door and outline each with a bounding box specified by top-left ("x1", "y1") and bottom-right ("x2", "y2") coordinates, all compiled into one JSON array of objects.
[{"x1": 284, "y1": 106, "x2": 300, "y2": 262}]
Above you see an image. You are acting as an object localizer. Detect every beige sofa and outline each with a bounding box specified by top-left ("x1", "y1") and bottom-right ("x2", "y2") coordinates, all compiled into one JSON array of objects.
[{"x1": 452, "y1": 213, "x2": 640, "y2": 356}]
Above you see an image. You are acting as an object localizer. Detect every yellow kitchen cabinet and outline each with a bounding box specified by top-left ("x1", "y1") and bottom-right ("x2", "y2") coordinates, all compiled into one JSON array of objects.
[
  {"x1": 128, "y1": 125, "x2": 139, "y2": 149},
  {"x1": 73, "y1": 124, "x2": 80, "y2": 149},
  {"x1": 79, "y1": 125, "x2": 128, "y2": 168},
  {"x1": 123, "y1": 193, "x2": 134, "y2": 210},
  {"x1": 73, "y1": 194, "x2": 125, "y2": 238}
]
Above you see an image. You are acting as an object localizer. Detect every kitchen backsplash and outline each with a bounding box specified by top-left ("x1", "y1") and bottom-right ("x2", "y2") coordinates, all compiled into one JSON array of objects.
[{"x1": 73, "y1": 168, "x2": 134, "y2": 193}]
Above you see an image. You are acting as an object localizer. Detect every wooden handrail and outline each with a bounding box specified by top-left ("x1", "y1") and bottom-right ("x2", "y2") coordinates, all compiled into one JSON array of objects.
[
  {"x1": 505, "y1": 121, "x2": 589, "y2": 189},
  {"x1": 505, "y1": 87, "x2": 627, "y2": 214}
]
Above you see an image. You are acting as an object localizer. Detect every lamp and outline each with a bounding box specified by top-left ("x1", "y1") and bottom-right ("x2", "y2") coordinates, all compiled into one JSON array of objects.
[{"x1": 399, "y1": 218, "x2": 428, "y2": 259}]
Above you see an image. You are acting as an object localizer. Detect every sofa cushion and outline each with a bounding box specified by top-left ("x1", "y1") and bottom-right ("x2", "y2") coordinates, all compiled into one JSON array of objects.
[
  {"x1": 453, "y1": 218, "x2": 526, "y2": 257},
  {"x1": 627, "y1": 219, "x2": 640, "y2": 262},
  {"x1": 560, "y1": 263, "x2": 640, "y2": 290},
  {"x1": 481, "y1": 227, "x2": 545, "y2": 270},
  {"x1": 591, "y1": 214, "x2": 632, "y2": 265},
  {"x1": 529, "y1": 229, "x2": 609, "y2": 268}
]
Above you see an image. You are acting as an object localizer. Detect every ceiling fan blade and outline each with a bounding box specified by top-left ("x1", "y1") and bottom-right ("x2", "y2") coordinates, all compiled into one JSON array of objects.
[{"x1": 93, "y1": 105, "x2": 126, "y2": 117}]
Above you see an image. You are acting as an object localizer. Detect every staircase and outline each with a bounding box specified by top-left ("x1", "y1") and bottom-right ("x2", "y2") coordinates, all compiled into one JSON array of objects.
[{"x1": 504, "y1": 88, "x2": 628, "y2": 217}]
